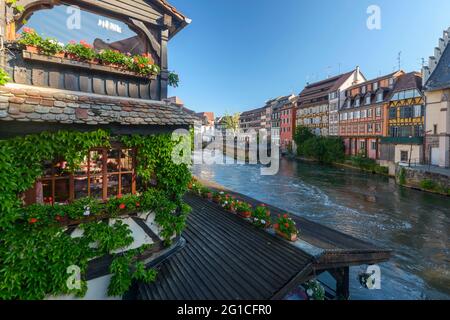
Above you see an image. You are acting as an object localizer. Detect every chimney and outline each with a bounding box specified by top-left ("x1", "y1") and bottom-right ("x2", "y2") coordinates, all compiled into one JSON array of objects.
[{"x1": 353, "y1": 66, "x2": 360, "y2": 84}]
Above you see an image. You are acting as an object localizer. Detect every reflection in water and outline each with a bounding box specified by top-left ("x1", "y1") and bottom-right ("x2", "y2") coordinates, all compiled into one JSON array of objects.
[{"x1": 192, "y1": 154, "x2": 450, "y2": 300}]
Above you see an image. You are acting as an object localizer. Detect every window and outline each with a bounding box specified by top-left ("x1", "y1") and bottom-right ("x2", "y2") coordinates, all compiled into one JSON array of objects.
[
  {"x1": 367, "y1": 109, "x2": 373, "y2": 118},
  {"x1": 371, "y1": 141, "x2": 377, "y2": 150},
  {"x1": 376, "y1": 107, "x2": 381, "y2": 117},
  {"x1": 38, "y1": 147, "x2": 136, "y2": 204},
  {"x1": 376, "y1": 92, "x2": 384, "y2": 102},
  {"x1": 434, "y1": 124, "x2": 438, "y2": 135},
  {"x1": 347, "y1": 100, "x2": 351, "y2": 108},
  {"x1": 355, "y1": 111, "x2": 361, "y2": 119},
  {"x1": 400, "y1": 151, "x2": 408, "y2": 162},
  {"x1": 375, "y1": 123, "x2": 381, "y2": 133},
  {"x1": 390, "y1": 126, "x2": 398, "y2": 137},
  {"x1": 348, "y1": 112, "x2": 353, "y2": 120},
  {"x1": 355, "y1": 98, "x2": 360, "y2": 107},
  {"x1": 365, "y1": 95, "x2": 371, "y2": 105},
  {"x1": 389, "y1": 78, "x2": 394, "y2": 87},
  {"x1": 18, "y1": 4, "x2": 149, "y2": 56},
  {"x1": 389, "y1": 108, "x2": 397, "y2": 119},
  {"x1": 367, "y1": 123, "x2": 373, "y2": 132},
  {"x1": 404, "y1": 90, "x2": 414, "y2": 99},
  {"x1": 400, "y1": 106, "x2": 412, "y2": 118},
  {"x1": 373, "y1": 82, "x2": 379, "y2": 91},
  {"x1": 360, "y1": 141, "x2": 366, "y2": 150},
  {"x1": 361, "y1": 110, "x2": 367, "y2": 118},
  {"x1": 413, "y1": 105, "x2": 423, "y2": 117},
  {"x1": 361, "y1": 86, "x2": 366, "y2": 94}
]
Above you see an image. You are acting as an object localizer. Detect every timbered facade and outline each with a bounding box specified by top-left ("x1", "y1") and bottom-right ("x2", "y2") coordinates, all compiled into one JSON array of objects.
[
  {"x1": 339, "y1": 71, "x2": 404, "y2": 160},
  {"x1": 0, "y1": 0, "x2": 196, "y2": 204},
  {"x1": 1, "y1": 0, "x2": 190, "y2": 100},
  {"x1": 380, "y1": 72, "x2": 424, "y2": 165}
]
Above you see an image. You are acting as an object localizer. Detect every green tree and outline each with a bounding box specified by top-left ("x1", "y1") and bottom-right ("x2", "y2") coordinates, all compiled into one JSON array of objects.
[
  {"x1": 223, "y1": 112, "x2": 241, "y2": 134},
  {"x1": 294, "y1": 126, "x2": 314, "y2": 156}
]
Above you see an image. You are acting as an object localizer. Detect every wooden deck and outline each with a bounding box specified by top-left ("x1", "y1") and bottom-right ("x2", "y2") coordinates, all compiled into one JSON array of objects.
[
  {"x1": 138, "y1": 194, "x2": 314, "y2": 300},
  {"x1": 136, "y1": 190, "x2": 391, "y2": 300},
  {"x1": 197, "y1": 179, "x2": 392, "y2": 271}
]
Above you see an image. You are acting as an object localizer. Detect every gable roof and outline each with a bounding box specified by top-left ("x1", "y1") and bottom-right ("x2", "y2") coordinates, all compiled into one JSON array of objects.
[
  {"x1": 425, "y1": 43, "x2": 450, "y2": 91},
  {"x1": 392, "y1": 72, "x2": 422, "y2": 93},
  {"x1": 297, "y1": 71, "x2": 355, "y2": 105},
  {"x1": 153, "y1": 0, "x2": 191, "y2": 38}
]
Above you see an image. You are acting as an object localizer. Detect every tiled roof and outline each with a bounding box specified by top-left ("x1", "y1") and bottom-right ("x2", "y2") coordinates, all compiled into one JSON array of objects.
[
  {"x1": 392, "y1": 72, "x2": 422, "y2": 93},
  {"x1": 346, "y1": 71, "x2": 402, "y2": 91},
  {"x1": 196, "y1": 112, "x2": 215, "y2": 123},
  {"x1": 137, "y1": 194, "x2": 314, "y2": 300},
  {"x1": 297, "y1": 71, "x2": 354, "y2": 105},
  {"x1": 240, "y1": 106, "x2": 266, "y2": 116},
  {"x1": 0, "y1": 84, "x2": 198, "y2": 126},
  {"x1": 425, "y1": 43, "x2": 450, "y2": 91}
]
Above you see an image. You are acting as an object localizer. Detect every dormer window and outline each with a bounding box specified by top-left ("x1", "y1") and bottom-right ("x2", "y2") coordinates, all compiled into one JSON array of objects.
[
  {"x1": 365, "y1": 95, "x2": 371, "y2": 105},
  {"x1": 373, "y1": 82, "x2": 379, "y2": 91},
  {"x1": 355, "y1": 98, "x2": 360, "y2": 107},
  {"x1": 361, "y1": 86, "x2": 366, "y2": 94},
  {"x1": 376, "y1": 92, "x2": 384, "y2": 102}
]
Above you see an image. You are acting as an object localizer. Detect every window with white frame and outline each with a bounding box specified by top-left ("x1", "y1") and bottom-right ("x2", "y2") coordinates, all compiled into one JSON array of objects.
[
  {"x1": 376, "y1": 92, "x2": 384, "y2": 102},
  {"x1": 365, "y1": 95, "x2": 371, "y2": 105},
  {"x1": 376, "y1": 107, "x2": 381, "y2": 117}
]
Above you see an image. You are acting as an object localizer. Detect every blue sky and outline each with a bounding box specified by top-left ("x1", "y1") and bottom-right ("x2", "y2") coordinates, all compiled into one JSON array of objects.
[{"x1": 167, "y1": 0, "x2": 450, "y2": 116}]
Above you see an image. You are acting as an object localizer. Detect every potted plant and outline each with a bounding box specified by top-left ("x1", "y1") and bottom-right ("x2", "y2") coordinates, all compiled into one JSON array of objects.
[
  {"x1": 274, "y1": 214, "x2": 298, "y2": 241},
  {"x1": 17, "y1": 27, "x2": 42, "y2": 53},
  {"x1": 235, "y1": 201, "x2": 253, "y2": 219},
  {"x1": 212, "y1": 191, "x2": 222, "y2": 204},
  {"x1": 97, "y1": 49, "x2": 127, "y2": 69},
  {"x1": 38, "y1": 38, "x2": 64, "y2": 57},
  {"x1": 199, "y1": 186, "x2": 212, "y2": 200},
  {"x1": 252, "y1": 205, "x2": 271, "y2": 228},
  {"x1": 130, "y1": 53, "x2": 160, "y2": 77},
  {"x1": 221, "y1": 195, "x2": 236, "y2": 214},
  {"x1": 303, "y1": 280, "x2": 325, "y2": 300},
  {"x1": 64, "y1": 40, "x2": 96, "y2": 62}
]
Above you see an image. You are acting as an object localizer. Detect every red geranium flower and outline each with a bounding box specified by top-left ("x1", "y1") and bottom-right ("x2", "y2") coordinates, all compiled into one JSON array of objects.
[
  {"x1": 55, "y1": 215, "x2": 62, "y2": 221},
  {"x1": 29, "y1": 218, "x2": 38, "y2": 224},
  {"x1": 117, "y1": 194, "x2": 123, "y2": 199},
  {"x1": 284, "y1": 223, "x2": 289, "y2": 228},
  {"x1": 136, "y1": 202, "x2": 140, "y2": 207},
  {"x1": 274, "y1": 223, "x2": 279, "y2": 229},
  {"x1": 119, "y1": 203, "x2": 126, "y2": 210},
  {"x1": 283, "y1": 214, "x2": 288, "y2": 219}
]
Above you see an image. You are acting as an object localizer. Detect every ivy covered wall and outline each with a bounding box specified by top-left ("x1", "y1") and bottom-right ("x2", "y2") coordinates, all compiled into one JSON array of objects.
[{"x1": 0, "y1": 129, "x2": 192, "y2": 299}]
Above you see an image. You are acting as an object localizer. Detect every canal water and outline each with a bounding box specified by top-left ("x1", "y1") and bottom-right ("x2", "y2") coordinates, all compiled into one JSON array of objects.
[{"x1": 192, "y1": 154, "x2": 450, "y2": 300}]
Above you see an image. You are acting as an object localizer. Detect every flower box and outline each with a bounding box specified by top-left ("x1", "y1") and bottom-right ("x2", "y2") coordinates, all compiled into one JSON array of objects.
[
  {"x1": 26, "y1": 45, "x2": 38, "y2": 54},
  {"x1": 275, "y1": 228, "x2": 298, "y2": 242},
  {"x1": 237, "y1": 211, "x2": 252, "y2": 219}
]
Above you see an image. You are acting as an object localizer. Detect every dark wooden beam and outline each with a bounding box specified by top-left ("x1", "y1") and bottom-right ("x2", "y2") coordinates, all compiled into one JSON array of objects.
[
  {"x1": 270, "y1": 263, "x2": 314, "y2": 300},
  {"x1": 130, "y1": 18, "x2": 161, "y2": 58},
  {"x1": 329, "y1": 267, "x2": 350, "y2": 300},
  {"x1": 160, "y1": 29, "x2": 169, "y2": 99},
  {"x1": 0, "y1": 121, "x2": 189, "y2": 139}
]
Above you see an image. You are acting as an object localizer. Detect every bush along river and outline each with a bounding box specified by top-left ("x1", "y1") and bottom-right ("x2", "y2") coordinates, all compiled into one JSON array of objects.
[{"x1": 192, "y1": 153, "x2": 450, "y2": 300}]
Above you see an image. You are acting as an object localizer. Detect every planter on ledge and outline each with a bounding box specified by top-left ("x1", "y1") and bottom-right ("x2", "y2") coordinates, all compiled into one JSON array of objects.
[
  {"x1": 26, "y1": 45, "x2": 38, "y2": 54},
  {"x1": 237, "y1": 211, "x2": 252, "y2": 219},
  {"x1": 275, "y1": 228, "x2": 298, "y2": 242}
]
